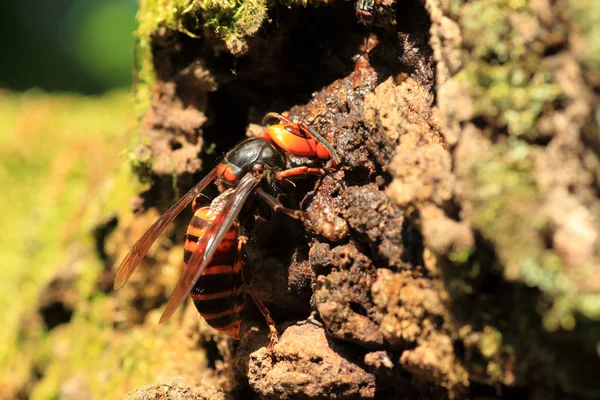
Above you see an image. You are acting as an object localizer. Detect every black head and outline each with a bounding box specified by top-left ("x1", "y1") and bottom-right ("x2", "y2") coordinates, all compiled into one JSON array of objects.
[{"x1": 218, "y1": 138, "x2": 286, "y2": 188}]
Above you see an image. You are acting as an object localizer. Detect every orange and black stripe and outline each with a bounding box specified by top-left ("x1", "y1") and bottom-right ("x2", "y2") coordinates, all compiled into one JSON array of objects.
[{"x1": 185, "y1": 207, "x2": 244, "y2": 339}]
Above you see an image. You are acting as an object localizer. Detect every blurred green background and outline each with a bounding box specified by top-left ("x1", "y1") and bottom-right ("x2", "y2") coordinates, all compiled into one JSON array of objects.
[
  {"x1": 0, "y1": 2, "x2": 149, "y2": 398},
  {"x1": 0, "y1": 0, "x2": 137, "y2": 93}
]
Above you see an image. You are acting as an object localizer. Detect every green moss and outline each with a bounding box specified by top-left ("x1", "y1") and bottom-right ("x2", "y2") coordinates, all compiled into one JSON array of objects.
[
  {"x1": 201, "y1": 0, "x2": 268, "y2": 39},
  {"x1": 544, "y1": 293, "x2": 600, "y2": 331},
  {"x1": 135, "y1": 0, "x2": 193, "y2": 105},
  {"x1": 458, "y1": 0, "x2": 561, "y2": 138},
  {"x1": 448, "y1": 248, "x2": 473, "y2": 264},
  {"x1": 468, "y1": 141, "x2": 543, "y2": 279},
  {"x1": 478, "y1": 326, "x2": 502, "y2": 358},
  {"x1": 453, "y1": 141, "x2": 600, "y2": 391},
  {"x1": 569, "y1": 0, "x2": 600, "y2": 70},
  {"x1": 440, "y1": 0, "x2": 600, "y2": 393},
  {"x1": 462, "y1": 140, "x2": 600, "y2": 336},
  {"x1": 459, "y1": 63, "x2": 560, "y2": 137},
  {"x1": 135, "y1": 0, "x2": 268, "y2": 101},
  {"x1": 137, "y1": 0, "x2": 193, "y2": 36},
  {"x1": 0, "y1": 90, "x2": 140, "y2": 396},
  {"x1": 127, "y1": 134, "x2": 155, "y2": 183}
]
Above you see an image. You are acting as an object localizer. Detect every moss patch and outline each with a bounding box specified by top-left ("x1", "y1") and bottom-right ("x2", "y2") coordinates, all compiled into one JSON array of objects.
[
  {"x1": 467, "y1": 141, "x2": 544, "y2": 281},
  {"x1": 136, "y1": 0, "x2": 192, "y2": 104},
  {"x1": 136, "y1": 0, "x2": 269, "y2": 97},
  {"x1": 461, "y1": 140, "x2": 600, "y2": 335},
  {"x1": 457, "y1": 0, "x2": 561, "y2": 138},
  {"x1": 201, "y1": 0, "x2": 268, "y2": 41},
  {"x1": 569, "y1": 0, "x2": 600, "y2": 70}
]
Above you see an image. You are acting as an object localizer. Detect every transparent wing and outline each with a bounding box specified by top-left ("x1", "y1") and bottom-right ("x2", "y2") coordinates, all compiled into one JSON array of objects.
[
  {"x1": 158, "y1": 173, "x2": 259, "y2": 323},
  {"x1": 113, "y1": 166, "x2": 218, "y2": 290}
]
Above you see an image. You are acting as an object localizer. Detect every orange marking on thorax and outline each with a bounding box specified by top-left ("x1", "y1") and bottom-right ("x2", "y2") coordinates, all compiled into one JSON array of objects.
[{"x1": 217, "y1": 162, "x2": 237, "y2": 183}]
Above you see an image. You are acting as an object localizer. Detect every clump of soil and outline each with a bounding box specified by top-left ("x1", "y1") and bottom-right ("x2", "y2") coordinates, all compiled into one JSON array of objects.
[
  {"x1": 248, "y1": 323, "x2": 377, "y2": 399},
  {"x1": 126, "y1": 377, "x2": 231, "y2": 400}
]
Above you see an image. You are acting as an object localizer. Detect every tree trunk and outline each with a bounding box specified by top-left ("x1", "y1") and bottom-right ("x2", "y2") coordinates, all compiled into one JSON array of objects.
[{"x1": 8, "y1": 0, "x2": 599, "y2": 399}]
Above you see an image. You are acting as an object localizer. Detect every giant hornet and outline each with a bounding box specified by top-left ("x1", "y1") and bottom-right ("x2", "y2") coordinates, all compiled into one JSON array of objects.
[{"x1": 114, "y1": 113, "x2": 340, "y2": 346}]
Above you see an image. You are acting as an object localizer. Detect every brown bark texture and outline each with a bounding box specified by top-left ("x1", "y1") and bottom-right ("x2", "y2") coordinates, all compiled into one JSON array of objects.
[{"x1": 102, "y1": 0, "x2": 600, "y2": 398}]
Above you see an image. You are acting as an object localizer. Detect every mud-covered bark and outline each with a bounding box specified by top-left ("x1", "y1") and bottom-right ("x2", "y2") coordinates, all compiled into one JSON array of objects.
[
  {"x1": 125, "y1": 377, "x2": 232, "y2": 400},
  {"x1": 29, "y1": 0, "x2": 596, "y2": 399},
  {"x1": 248, "y1": 324, "x2": 377, "y2": 399}
]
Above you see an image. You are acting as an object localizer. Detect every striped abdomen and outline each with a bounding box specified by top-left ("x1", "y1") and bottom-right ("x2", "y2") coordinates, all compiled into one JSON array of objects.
[{"x1": 184, "y1": 206, "x2": 244, "y2": 339}]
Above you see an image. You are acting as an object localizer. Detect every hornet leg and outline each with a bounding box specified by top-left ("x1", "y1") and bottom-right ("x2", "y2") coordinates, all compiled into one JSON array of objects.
[
  {"x1": 275, "y1": 166, "x2": 326, "y2": 184},
  {"x1": 255, "y1": 188, "x2": 306, "y2": 221},
  {"x1": 239, "y1": 235, "x2": 279, "y2": 349},
  {"x1": 247, "y1": 289, "x2": 279, "y2": 350}
]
